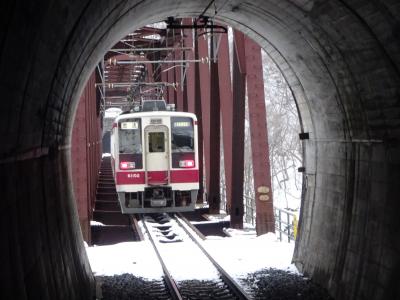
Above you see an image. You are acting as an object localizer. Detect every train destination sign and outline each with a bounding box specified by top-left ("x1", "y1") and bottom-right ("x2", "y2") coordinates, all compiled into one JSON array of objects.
[
  {"x1": 173, "y1": 121, "x2": 191, "y2": 127},
  {"x1": 121, "y1": 121, "x2": 139, "y2": 129}
]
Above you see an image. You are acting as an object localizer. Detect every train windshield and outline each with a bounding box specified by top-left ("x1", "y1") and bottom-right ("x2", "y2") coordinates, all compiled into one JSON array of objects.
[
  {"x1": 118, "y1": 118, "x2": 142, "y2": 154},
  {"x1": 142, "y1": 100, "x2": 167, "y2": 111},
  {"x1": 171, "y1": 117, "x2": 194, "y2": 152}
]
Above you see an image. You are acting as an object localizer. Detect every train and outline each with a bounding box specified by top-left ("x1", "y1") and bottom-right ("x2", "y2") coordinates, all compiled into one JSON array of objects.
[{"x1": 110, "y1": 99, "x2": 199, "y2": 213}]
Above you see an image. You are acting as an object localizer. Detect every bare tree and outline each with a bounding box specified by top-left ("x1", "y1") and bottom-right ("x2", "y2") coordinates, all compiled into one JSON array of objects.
[{"x1": 262, "y1": 52, "x2": 302, "y2": 210}]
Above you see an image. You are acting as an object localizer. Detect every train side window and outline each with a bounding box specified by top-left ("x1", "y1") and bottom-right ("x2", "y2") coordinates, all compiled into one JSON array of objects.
[{"x1": 148, "y1": 132, "x2": 165, "y2": 153}]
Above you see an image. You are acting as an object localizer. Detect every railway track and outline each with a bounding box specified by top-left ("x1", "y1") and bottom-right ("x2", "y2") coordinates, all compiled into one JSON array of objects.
[
  {"x1": 141, "y1": 213, "x2": 251, "y2": 300},
  {"x1": 91, "y1": 156, "x2": 144, "y2": 245}
]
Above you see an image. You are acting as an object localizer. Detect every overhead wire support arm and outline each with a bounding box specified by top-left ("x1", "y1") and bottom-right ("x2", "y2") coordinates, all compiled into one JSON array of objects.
[
  {"x1": 95, "y1": 81, "x2": 177, "y2": 88},
  {"x1": 166, "y1": 22, "x2": 227, "y2": 33},
  {"x1": 108, "y1": 58, "x2": 208, "y2": 65},
  {"x1": 166, "y1": 17, "x2": 227, "y2": 33},
  {"x1": 109, "y1": 47, "x2": 193, "y2": 52},
  {"x1": 166, "y1": 0, "x2": 227, "y2": 33},
  {"x1": 166, "y1": 0, "x2": 226, "y2": 34}
]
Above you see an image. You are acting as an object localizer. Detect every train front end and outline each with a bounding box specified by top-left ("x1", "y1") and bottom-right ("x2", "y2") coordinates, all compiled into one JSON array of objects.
[{"x1": 111, "y1": 109, "x2": 199, "y2": 213}]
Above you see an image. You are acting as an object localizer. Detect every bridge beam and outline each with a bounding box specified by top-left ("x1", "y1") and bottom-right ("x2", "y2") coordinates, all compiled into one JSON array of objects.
[
  {"x1": 183, "y1": 19, "x2": 195, "y2": 114},
  {"x1": 71, "y1": 72, "x2": 102, "y2": 243},
  {"x1": 245, "y1": 37, "x2": 275, "y2": 235},
  {"x1": 194, "y1": 33, "x2": 204, "y2": 202},
  {"x1": 219, "y1": 31, "x2": 233, "y2": 216},
  {"x1": 207, "y1": 33, "x2": 221, "y2": 213},
  {"x1": 229, "y1": 30, "x2": 246, "y2": 229}
]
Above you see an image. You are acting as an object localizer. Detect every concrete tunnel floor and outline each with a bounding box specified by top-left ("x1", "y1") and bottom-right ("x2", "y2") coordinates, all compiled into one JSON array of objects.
[{"x1": 1, "y1": 1, "x2": 400, "y2": 299}]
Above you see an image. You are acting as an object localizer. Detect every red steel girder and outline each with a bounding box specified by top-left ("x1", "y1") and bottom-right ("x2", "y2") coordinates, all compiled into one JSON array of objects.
[
  {"x1": 175, "y1": 50, "x2": 184, "y2": 110},
  {"x1": 179, "y1": 19, "x2": 192, "y2": 113},
  {"x1": 218, "y1": 31, "x2": 233, "y2": 213},
  {"x1": 72, "y1": 72, "x2": 102, "y2": 243},
  {"x1": 72, "y1": 85, "x2": 90, "y2": 242},
  {"x1": 197, "y1": 30, "x2": 211, "y2": 206},
  {"x1": 160, "y1": 64, "x2": 168, "y2": 99},
  {"x1": 165, "y1": 28, "x2": 181, "y2": 105},
  {"x1": 146, "y1": 62, "x2": 154, "y2": 82},
  {"x1": 103, "y1": 25, "x2": 186, "y2": 102},
  {"x1": 183, "y1": 19, "x2": 195, "y2": 113},
  {"x1": 167, "y1": 59, "x2": 176, "y2": 104},
  {"x1": 229, "y1": 30, "x2": 246, "y2": 229},
  {"x1": 194, "y1": 33, "x2": 204, "y2": 202},
  {"x1": 105, "y1": 42, "x2": 162, "y2": 59},
  {"x1": 207, "y1": 32, "x2": 221, "y2": 213},
  {"x1": 245, "y1": 37, "x2": 275, "y2": 234}
]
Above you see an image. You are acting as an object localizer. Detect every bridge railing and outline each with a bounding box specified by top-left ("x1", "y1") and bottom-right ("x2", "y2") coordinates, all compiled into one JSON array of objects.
[
  {"x1": 243, "y1": 194, "x2": 256, "y2": 225},
  {"x1": 219, "y1": 186, "x2": 298, "y2": 243},
  {"x1": 274, "y1": 206, "x2": 297, "y2": 243}
]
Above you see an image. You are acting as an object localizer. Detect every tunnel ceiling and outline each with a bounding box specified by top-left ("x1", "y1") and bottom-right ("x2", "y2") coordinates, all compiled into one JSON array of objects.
[{"x1": 1, "y1": 1, "x2": 400, "y2": 299}]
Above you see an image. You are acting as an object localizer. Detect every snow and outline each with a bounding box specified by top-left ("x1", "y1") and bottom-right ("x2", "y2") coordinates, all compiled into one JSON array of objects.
[
  {"x1": 144, "y1": 217, "x2": 221, "y2": 281},
  {"x1": 86, "y1": 224, "x2": 298, "y2": 282},
  {"x1": 86, "y1": 242, "x2": 163, "y2": 280},
  {"x1": 90, "y1": 220, "x2": 105, "y2": 226},
  {"x1": 104, "y1": 107, "x2": 122, "y2": 119},
  {"x1": 203, "y1": 232, "x2": 298, "y2": 278},
  {"x1": 204, "y1": 213, "x2": 230, "y2": 222}
]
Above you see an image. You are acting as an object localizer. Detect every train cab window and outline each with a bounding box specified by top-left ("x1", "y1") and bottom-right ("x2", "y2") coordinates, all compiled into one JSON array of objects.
[
  {"x1": 142, "y1": 100, "x2": 167, "y2": 111},
  {"x1": 118, "y1": 119, "x2": 142, "y2": 154},
  {"x1": 171, "y1": 117, "x2": 195, "y2": 168},
  {"x1": 171, "y1": 117, "x2": 194, "y2": 152},
  {"x1": 148, "y1": 132, "x2": 165, "y2": 153}
]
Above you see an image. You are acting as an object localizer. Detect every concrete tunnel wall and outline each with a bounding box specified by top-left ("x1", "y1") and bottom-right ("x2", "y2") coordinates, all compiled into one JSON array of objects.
[{"x1": 0, "y1": 0, "x2": 399, "y2": 299}]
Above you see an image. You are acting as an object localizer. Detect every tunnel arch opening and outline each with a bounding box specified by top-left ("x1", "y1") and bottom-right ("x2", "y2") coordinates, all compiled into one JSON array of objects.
[
  {"x1": 5, "y1": 1, "x2": 399, "y2": 299},
  {"x1": 65, "y1": 0, "x2": 330, "y2": 252},
  {"x1": 63, "y1": 0, "x2": 385, "y2": 294},
  {"x1": 70, "y1": 6, "x2": 301, "y2": 244}
]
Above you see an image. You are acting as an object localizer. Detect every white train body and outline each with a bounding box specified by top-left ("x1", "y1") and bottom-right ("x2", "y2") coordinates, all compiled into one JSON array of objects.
[{"x1": 110, "y1": 103, "x2": 199, "y2": 213}]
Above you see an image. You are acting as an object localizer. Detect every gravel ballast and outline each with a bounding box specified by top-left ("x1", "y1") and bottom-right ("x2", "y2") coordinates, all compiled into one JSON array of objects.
[
  {"x1": 97, "y1": 274, "x2": 170, "y2": 300},
  {"x1": 98, "y1": 268, "x2": 333, "y2": 300},
  {"x1": 240, "y1": 268, "x2": 333, "y2": 300}
]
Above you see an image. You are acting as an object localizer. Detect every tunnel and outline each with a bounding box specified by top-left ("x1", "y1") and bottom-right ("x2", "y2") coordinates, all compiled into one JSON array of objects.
[{"x1": 1, "y1": 0, "x2": 399, "y2": 299}]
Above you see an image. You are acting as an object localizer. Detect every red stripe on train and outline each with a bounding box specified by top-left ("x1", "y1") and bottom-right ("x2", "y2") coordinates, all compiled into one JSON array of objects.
[
  {"x1": 170, "y1": 170, "x2": 199, "y2": 183},
  {"x1": 147, "y1": 171, "x2": 168, "y2": 185},
  {"x1": 116, "y1": 171, "x2": 146, "y2": 184},
  {"x1": 116, "y1": 170, "x2": 199, "y2": 185}
]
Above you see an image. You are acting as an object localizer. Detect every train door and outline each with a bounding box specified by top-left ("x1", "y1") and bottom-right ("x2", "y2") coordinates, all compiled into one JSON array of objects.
[{"x1": 144, "y1": 125, "x2": 169, "y2": 185}]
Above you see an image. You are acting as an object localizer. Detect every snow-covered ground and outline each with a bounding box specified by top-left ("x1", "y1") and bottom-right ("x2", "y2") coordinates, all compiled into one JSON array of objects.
[
  {"x1": 86, "y1": 241, "x2": 164, "y2": 280},
  {"x1": 86, "y1": 226, "x2": 298, "y2": 282},
  {"x1": 204, "y1": 231, "x2": 297, "y2": 279}
]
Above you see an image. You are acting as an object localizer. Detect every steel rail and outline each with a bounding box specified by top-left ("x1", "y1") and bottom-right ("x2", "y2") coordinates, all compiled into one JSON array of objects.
[
  {"x1": 174, "y1": 213, "x2": 251, "y2": 300},
  {"x1": 129, "y1": 214, "x2": 144, "y2": 241},
  {"x1": 141, "y1": 215, "x2": 183, "y2": 300}
]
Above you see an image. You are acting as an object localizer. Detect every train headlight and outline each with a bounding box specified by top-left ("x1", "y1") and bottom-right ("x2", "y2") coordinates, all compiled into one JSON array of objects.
[
  {"x1": 179, "y1": 160, "x2": 195, "y2": 168},
  {"x1": 120, "y1": 161, "x2": 135, "y2": 170}
]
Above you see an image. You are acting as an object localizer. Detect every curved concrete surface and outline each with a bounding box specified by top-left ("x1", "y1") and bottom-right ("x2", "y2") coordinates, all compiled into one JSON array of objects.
[{"x1": 0, "y1": 1, "x2": 399, "y2": 299}]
